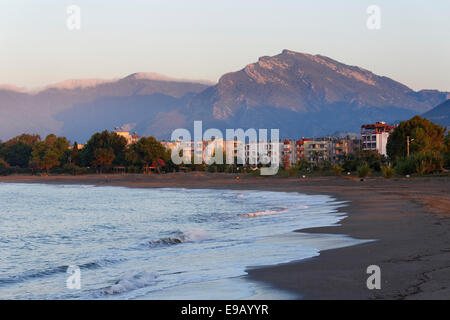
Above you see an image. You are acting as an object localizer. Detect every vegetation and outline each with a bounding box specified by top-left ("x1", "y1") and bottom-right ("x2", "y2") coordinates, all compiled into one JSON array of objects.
[
  {"x1": 126, "y1": 136, "x2": 169, "y2": 170},
  {"x1": 0, "y1": 158, "x2": 10, "y2": 175},
  {"x1": 387, "y1": 115, "x2": 446, "y2": 159},
  {"x1": 357, "y1": 163, "x2": 371, "y2": 178},
  {"x1": 332, "y1": 164, "x2": 343, "y2": 176},
  {"x1": 0, "y1": 130, "x2": 172, "y2": 175},
  {"x1": 381, "y1": 166, "x2": 395, "y2": 179},
  {"x1": 386, "y1": 116, "x2": 447, "y2": 176},
  {"x1": 0, "y1": 115, "x2": 447, "y2": 178}
]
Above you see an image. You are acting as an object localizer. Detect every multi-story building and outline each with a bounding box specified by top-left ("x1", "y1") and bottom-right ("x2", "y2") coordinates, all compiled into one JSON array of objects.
[
  {"x1": 114, "y1": 128, "x2": 140, "y2": 145},
  {"x1": 162, "y1": 137, "x2": 357, "y2": 167},
  {"x1": 361, "y1": 122, "x2": 395, "y2": 156},
  {"x1": 303, "y1": 139, "x2": 330, "y2": 163},
  {"x1": 282, "y1": 140, "x2": 295, "y2": 168},
  {"x1": 329, "y1": 139, "x2": 350, "y2": 162}
]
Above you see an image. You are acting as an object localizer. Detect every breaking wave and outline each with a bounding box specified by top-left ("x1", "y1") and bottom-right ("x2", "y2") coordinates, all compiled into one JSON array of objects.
[
  {"x1": 239, "y1": 207, "x2": 289, "y2": 218},
  {"x1": 0, "y1": 259, "x2": 122, "y2": 286},
  {"x1": 103, "y1": 271, "x2": 157, "y2": 295},
  {"x1": 147, "y1": 229, "x2": 211, "y2": 247}
]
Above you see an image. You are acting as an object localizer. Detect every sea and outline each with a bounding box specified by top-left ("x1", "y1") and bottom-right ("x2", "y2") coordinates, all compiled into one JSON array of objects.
[{"x1": 0, "y1": 183, "x2": 368, "y2": 299}]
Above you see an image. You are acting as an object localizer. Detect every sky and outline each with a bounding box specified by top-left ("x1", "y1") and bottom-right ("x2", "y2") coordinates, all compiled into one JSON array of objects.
[{"x1": 1, "y1": 0, "x2": 449, "y2": 91}]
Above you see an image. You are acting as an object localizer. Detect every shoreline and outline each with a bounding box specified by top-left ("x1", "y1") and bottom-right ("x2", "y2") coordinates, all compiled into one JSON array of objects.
[{"x1": 1, "y1": 173, "x2": 450, "y2": 299}]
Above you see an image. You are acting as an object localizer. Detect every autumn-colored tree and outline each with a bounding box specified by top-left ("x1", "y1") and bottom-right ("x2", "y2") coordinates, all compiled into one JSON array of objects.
[
  {"x1": 4, "y1": 134, "x2": 41, "y2": 147},
  {"x1": 92, "y1": 148, "x2": 115, "y2": 173},
  {"x1": 30, "y1": 134, "x2": 70, "y2": 174}
]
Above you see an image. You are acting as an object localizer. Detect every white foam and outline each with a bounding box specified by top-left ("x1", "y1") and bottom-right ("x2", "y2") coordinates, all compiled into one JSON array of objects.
[
  {"x1": 182, "y1": 229, "x2": 211, "y2": 242},
  {"x1": 103, "y1": 271, "x2": 157, "y2": 295},
  {"x1": 239, "y1": 208, "x2": 288, "y2": 218}
]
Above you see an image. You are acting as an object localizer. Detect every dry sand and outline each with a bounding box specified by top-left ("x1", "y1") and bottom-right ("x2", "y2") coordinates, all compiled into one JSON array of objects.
[{"x1": 1, "y1": 172, "x2": 449, "y2": 299}]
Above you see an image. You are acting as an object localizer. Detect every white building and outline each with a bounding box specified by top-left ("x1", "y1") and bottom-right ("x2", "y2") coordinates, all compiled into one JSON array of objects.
[
  {"x1": 361, "y1": 122, "x2": 395, "y2": 156},
  {"x1": 114, "y1": 128, "x2": 140, "y2": 145}
]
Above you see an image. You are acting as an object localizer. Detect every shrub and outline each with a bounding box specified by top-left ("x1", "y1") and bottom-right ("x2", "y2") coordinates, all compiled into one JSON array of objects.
[
  {"x1": 277, "y1": 167, "x2": 289, "y2": 177},
  {"x1": 342, "y1": 159, "x2": 358, "y2": 172},
  {"x1": 394, "y1": 151, "x2": 443, "y2": 176},
  {"x1": 357, "y1": 163, "x2": 371, "y2": 178},
  {"x1": 296, "y1": 159, "x2": 312, "y2": 173},
  {"x1": 394, "y1": 157, "x2": 416, "y2": 175},
  {"x1": 381, "y1": 166, "x2": 395, "y2": 179},
  {"x1": 413, "y1": 151, "x2": 443, "y2": 175}
]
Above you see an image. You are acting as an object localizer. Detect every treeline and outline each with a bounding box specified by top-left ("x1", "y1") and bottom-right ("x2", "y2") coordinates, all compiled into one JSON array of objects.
[
  {"x1": 0, "y1": 130, "x2": 173, "y2": 175},
  {"x1": 0, "y1": 115, "x2": 449, "y2": 177},
  {"x1": 278, "y1": 115, "x2": 449, "y2": 178}
]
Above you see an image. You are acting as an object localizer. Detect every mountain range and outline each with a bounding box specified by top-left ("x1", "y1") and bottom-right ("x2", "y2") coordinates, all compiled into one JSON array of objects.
[{"x1": 1, "y1": 50, "x2": 448, "y2": 143}]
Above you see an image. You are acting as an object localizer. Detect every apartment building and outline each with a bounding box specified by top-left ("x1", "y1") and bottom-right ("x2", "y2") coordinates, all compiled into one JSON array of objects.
[
  {"x1": 361, "y1": 122, "x2": 395, "y2": 156},
  {"x1": 114, "y1": 128, "x2": 140, "y2": 145}
]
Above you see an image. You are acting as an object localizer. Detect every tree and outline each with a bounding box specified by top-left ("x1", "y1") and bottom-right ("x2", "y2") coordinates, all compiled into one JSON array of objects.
[
  {"x1": 71, "y1": 142, "x2": 80, "y2": 165},
  {"x1": 30, "y1": 134, "x2": 70, "y2": 174},
  {"x1": 31, "y1": 142, "x2": 60, "y2": 174},
  {"x1": 0, "y1": 142, "x2": 33, "y2": 168},
  {"x1": 92, "y1": 148, "x2": 115, "y2": 173},
  {"x1": 80, "y1": 131, "x2": 127, "y2": 167},
  {"x1": 126, "y1": 136, "x2": 169, "y2": 169},
  {"x1": 4, "y1": 134, "x2": 40, "y2": 147},
  {"x1": 0, "y1": 134, "x2": 41, "y2": 168},
  {"x1": 0, "y1": 158, "x2": 10, "y2": 175},
  {"x1": 445, "y1": 132, "x2": 450, "y2": 168},
  {"x1": 387, "y1": 115, "x2": 446, "y2": 159}
]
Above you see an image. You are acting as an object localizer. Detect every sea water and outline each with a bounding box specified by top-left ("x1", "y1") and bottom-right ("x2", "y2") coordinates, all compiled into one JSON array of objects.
[{"x1": 0, "y1": 183, "x2": 367, "y2": 299}]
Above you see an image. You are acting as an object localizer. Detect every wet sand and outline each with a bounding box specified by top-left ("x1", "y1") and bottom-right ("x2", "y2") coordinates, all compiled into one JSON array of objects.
[{"x1": 1, "y1": 172, "x2": 449, "y2": 299}]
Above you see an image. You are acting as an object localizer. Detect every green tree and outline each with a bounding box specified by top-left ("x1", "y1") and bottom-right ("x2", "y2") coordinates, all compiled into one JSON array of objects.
[
  {"x1": 46, "y1": 135, "x2": 70, "y2": 164},
  {"x1": 0, "y1": 134, "x2": 41, "y2": 168},
  {"x1": 31, "y1": 142, "x2": 60, "y2": 174},
  {"x1": 387, "y1": 115, "x2": 446, "y2": 159},
  {"x1": 0, "y1": 158, "x2": 10, "y2": 175},
  {"x1": 0, "y1": 142, "x2": 33, "y2": 168},
  {"x1": 80, "y1": 131, "x2": 127, "y2": 167},
  {"x1": 126, "y1": 136, "x2": 169, "y2": 169}
]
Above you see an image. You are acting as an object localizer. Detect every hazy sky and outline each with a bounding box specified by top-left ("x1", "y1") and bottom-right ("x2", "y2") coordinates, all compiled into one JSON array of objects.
[{"x1": 1, "y1": 0, "x2": 449, "y2": 91}]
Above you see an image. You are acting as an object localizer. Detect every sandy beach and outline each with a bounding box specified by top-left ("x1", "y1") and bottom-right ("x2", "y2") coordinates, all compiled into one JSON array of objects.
[{"x1": 1, "y1": 172, "x2": 449, "y2": 299}]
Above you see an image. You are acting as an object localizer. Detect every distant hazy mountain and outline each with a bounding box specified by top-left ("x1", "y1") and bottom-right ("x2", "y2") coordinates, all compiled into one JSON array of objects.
[
  {"x1": 1, "y1": 50, "x2": 448, "y2": 142},
  {"x1": 0, "y1": 74, "x2": 210, "y2": 141},
  {"x1": 423, "y1": 99, "x2": 450, "y2": 127}
]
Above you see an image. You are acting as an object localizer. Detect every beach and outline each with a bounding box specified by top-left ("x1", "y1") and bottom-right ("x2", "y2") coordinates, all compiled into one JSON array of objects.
[{"x1": 1, "y1": 172, "x2": 449, "y2": 299}]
